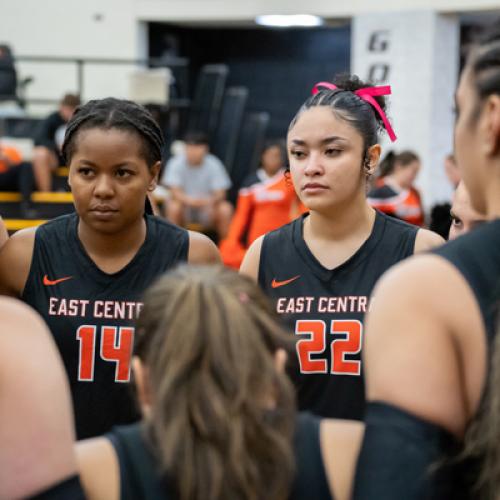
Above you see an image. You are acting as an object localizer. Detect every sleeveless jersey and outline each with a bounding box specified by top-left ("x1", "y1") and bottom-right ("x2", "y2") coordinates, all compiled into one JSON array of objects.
[
  {"x1": 259, "y1": 211, "x2": 418, "y2": 420},
  {"x1": 22, "y1": 213, "x2": 189, "y2": 439},
  {"x1": 107, "y1": 412, "x2": 331, "y2": 500}
]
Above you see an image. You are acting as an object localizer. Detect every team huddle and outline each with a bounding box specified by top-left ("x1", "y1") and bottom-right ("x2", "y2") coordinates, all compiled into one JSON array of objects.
[{"x1": 0, "y1": 19, "x2": 500, "y2": 500}]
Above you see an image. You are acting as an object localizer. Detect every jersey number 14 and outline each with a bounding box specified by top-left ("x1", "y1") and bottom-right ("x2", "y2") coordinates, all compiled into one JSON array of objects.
[
  {"x1": 77, "y1": 325, "x2": 134, "y2": 383},
  {"x1": 296, "y1": 319, "x2": 363, "y2": 375}
]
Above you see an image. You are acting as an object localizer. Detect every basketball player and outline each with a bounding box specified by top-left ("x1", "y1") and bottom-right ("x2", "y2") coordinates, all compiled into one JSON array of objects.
[
  {"x1": 241, "y1": 74, "x2": 443, "y2": 421},
  {"x1": 0, "y1": 297, "x2": 84, "y2": 499},
  {"x1": 76, "y1": 265, "x2": 363, "y2": 500},
  {"x1": 0, "y1": 98, "x2": 219, "y2": 439},
  {"x1": 449, "y1": 180, "x2": 487, "y2": 239},
  {"x1": 354, "y1": 25, "x2": 500, "y2": 498}
]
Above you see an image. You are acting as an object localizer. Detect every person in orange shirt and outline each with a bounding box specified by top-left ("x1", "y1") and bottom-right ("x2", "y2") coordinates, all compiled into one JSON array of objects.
[
  {"x1": 367, "y1": 150, "x2": 425, "y2": 226},
  {"x1": 0, "y1": 142, "x2": 35, "y2": 216},
  {"x1": 220, "y1": 141, "x2": 305, "y2": 268}
]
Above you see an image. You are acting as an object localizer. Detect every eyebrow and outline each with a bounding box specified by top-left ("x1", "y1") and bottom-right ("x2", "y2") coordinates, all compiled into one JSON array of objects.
[
  {"x1": 449, "y1": 209, "x2": 460, "y2": 220},
  {"x1": 290, "y1": 136, "x2": 348, "y2": 146},
  {"x1": 77, "y1": 160, "x2": 137, "y2": 168}
]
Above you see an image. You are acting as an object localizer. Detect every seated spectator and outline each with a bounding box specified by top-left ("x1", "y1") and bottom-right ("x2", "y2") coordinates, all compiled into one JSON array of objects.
[
  {"x1": 162, "y1": 131, "x2": 233, "y2": 239},
  {"x1": 449, "y1": 180, "x2": 487, "y2": 240},
  {"x1": 32, "y1": 93, "x2": 80, "y2": 191},
  {"x1": 220, "y1": 141, "x2": 304, "y2": 269},
  {"x1": 0, "y1": 139, "x2": 35, "y2": 216},
  {"x1": 368, "y1": 150, "x2": 425, "y2": 226}
]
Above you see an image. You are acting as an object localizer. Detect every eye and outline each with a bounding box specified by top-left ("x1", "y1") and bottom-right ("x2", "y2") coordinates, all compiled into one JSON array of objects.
[
  {"x1": 451, "y1": 215, "x2": 463, "y2": 228},
  {"x1": 325, "y1": 148, "x2": 342, "y2": 157},
  {"x1": 290, "y1": 150, "x2": 307, "y2": 160},
  {"x1": 77, "y1": 167, "x2": 94, "y2": 177},
  {"x1": 116, "y1": 168, "x2": 133, "y2": 178}
]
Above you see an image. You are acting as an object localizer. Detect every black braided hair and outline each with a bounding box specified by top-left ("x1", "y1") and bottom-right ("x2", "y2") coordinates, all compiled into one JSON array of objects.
[
  {"x1": 468, "y1": 21, "x2": 500, "y2": 117},
  {"x1": 289, "y1": 74, "x2": 388, "y2": 151},
  {"x1": 62, "y1": 97, "x2": 165, "y2": 168}
]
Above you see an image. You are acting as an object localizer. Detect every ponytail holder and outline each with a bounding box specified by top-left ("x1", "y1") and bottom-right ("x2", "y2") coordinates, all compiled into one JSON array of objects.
[{"x1": 312, "y1": 82, "x2": 397, "y2": 142}]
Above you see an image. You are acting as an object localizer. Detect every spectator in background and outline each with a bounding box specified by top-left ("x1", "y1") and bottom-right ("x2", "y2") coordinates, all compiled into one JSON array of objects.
[
  {"x1": 0, "y1": 139, "x2": 35, "y2": 216},
  {"x1": 368, "y1": 150, "x2": 425, "y2": 226},
  {"x1": 444, "y1": 153, "x2": 461, "y2": 189},
  {"x1": 162, "y1": 131, "x2": 233, "y2": 239},
  {"x1": 219, "y1": 141, "x2": 304, "y2": 269},
  {"x1": 449, "y1": 180, "x2": 487, "y2": 240},
  {"x1": 32, "y1": 93, "x2": 80, "y2": 192}
]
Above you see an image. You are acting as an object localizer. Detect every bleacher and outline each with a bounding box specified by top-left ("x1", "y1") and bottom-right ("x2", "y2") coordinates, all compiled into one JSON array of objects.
[{"x1": 1, "y1": 59, "x2": 271, "y2": 234}]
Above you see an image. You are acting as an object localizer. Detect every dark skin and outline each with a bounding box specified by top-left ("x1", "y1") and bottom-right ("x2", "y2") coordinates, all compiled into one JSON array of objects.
[{"x1": 0, "y1": 127, "x2": 220, "y2": 296}]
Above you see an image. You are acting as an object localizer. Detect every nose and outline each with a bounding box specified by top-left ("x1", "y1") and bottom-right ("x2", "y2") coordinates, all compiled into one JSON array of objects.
[
  {"x1": 303, "y1": 151, "x2": 324, "y2": 176},
  {"x1": 93, "y1": 174, "x2": 115, "y2": 199}
]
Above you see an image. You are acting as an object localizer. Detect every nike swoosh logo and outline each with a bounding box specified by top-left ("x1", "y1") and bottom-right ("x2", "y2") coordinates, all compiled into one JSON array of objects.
[
  {"x1": 271, "y1": 275, "x2": 300, "y2": 288},
  {"x1": 43, "y1": 275, "x2": 73, "y2": 286}
]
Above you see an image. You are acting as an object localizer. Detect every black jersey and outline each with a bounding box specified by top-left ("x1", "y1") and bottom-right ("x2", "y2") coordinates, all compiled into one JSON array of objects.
[
  {"x1": 22, "y1": 213, "x2": 189, "y2": 439},
  {"x1": 259, "y1": 211, "x2": 418, "y2": 420},
  {"x1": 107, "y1": 412, "x2": 331, "y2": 500},
  {"x1": 433, "y1": 219, "x2": 500, "y2": 345}
]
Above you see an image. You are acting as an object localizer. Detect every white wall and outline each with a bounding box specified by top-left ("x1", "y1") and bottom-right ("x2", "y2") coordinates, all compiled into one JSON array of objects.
[
  {"x1": 352, "y1": 11, "x2": 459, "y2": 208},
  {"x1": 0, "y1": 0, "x2": 140, "y2": 115},
  {"x1": 135, "y1": 0, "x2": 500, "y2": 21}
]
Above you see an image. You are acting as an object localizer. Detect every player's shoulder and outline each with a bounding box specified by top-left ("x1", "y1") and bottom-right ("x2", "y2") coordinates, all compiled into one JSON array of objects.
[
  {"x1": 146, "y1": 213, "x2": 188, "y2": 238},
  {"x1": 264, "y1": 215, "x2": 301, "y2": 243}
]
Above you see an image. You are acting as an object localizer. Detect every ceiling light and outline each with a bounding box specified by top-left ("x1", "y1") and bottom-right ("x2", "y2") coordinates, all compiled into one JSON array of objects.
[{"x1": 255, "y1": 14, "x2": 324, "y2": 28}]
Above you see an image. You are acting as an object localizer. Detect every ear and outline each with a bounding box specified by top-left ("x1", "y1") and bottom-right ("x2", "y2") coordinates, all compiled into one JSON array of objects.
[
  {"x1": 147, "y1": 161, "x2": 161, "y2": 192},
  {"x1": 274, "y1": 348, "x2": 288, "y2": 373},
  {"x1": 132, "y1": 356, "x2": 153, "y2": 416},
  {"x1": 365, "y1": 144, "x2": 382, "y2": 176},
  {"x1": 481, "y1": 95, "x2": 500, "y2": 156}
]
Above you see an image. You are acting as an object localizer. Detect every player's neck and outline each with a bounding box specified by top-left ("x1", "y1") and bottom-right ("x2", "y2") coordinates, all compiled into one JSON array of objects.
[
  {"x1": 307, "y1": 197, "x2": 375, "y2": 243},
  {"x1": 78, "y1": 217, "x2": 147, "y2": 260}
]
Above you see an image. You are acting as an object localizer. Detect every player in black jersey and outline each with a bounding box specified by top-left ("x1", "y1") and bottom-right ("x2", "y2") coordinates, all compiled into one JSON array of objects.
[
  {"x1": 354, "y1": 24, "x2": 500, "y2": 499},
  {"x1": 0, "y1": 98, "x2": 219, "y2": 439},
  {"x1": 75, "y1": 265, "x2": 363, "y2": 500},
  {"x1": 241, "y1": 74, "x2": 443, "y2": 421},
  {"x1": 0, "y1": 297, "x2": 84, "y2": 499}
]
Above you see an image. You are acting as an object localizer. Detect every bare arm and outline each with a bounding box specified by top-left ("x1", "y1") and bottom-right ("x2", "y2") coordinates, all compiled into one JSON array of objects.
[
  {"x1": 0, "y1": 215, "x2": 8, "y2": 249},
  {"x1": 321, "y1": 419, "x2": 364, "y2": 500},
  {"x1": 414, "y1": 228, "x2": 445, "y2": 253},
  {"x1": 0, "y1": 227, "x2": 36, "y2": 296},
  {"x1": 239, "y1": 235, "x2": 265, "y2": 282},
  {"x1": 188, "y1": 230, "x2": 221, "y2": 264},
  {"x1": 75, "y1": 438, "x2": 119, "y2": 500},
  {"x1": 364, "y1": 255, "x2": 486, "y2": 437},
  {"x1": 0, "y1": 298, "x2": 77, "y2": 499}
]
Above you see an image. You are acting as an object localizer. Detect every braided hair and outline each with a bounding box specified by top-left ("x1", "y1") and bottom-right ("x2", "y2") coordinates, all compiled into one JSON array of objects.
[{"x1": 62, "y1": 98, "x2": 164, "y2": 168}]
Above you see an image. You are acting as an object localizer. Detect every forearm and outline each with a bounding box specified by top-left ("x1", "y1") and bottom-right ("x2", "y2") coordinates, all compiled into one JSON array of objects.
[{"x1": 0, "y1": 216, "x2": 8, "y2": 250}]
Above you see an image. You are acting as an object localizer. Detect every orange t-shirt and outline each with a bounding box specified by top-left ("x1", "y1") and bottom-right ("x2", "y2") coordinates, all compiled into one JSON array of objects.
[
  {"x1": 368, "y1": 180, "x2": 424, "y2": 227},
  {"x1": 0, "y1": 145, "x2": 22, "y2": 174},
  {"x1": 220, "y1": 169, "x2": 306, "y2": 269}
]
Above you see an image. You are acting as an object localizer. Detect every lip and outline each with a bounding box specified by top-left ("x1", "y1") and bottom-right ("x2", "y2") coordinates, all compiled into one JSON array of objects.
[
  {"x1": 302, "y1": 183, "x2": 329, "y2": 193},
  {"x1": 89, "y1": 206, "x2": 119, "y2": 219}
]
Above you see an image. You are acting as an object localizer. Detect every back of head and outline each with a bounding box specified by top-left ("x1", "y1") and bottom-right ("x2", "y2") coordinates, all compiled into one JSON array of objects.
[
  {"x1": 135, "y1": 265, "x2": 296, "y2": 500},
  {"x1": 60, "y1": 93, "x2": 81, "y2": 108},
  {"x1": 62, "y1": 97, "x2": 164, "y2": 167},
  {"x1": 183, "y1": 130, "x2": 210, "y2": 146},
  {"x1": 289, "y1": 73, "x2": 389, "y2": 151}
]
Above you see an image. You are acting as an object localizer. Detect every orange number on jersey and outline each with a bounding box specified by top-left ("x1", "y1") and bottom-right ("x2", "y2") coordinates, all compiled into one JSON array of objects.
[
  {"x1": 76, "y1": 325, "x2": 134, "y2": 383},
  {"x1": 330, "y1": 320, "x2": 363, "y2": 376},
  {"x1": 101, "y1": 326, "x2": 134, "y2": 383},
  {"x1": 77, "y1": 325, "x2": 97, "y2": 381},
  {"x1": 295, "y1": 319, "x2": 363, "y2": 375},
  {"x1": 295, "y1": 320, "x2": 328, "y2": 373}
]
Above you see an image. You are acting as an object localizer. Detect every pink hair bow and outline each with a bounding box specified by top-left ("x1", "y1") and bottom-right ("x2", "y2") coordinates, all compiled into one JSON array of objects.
[{"x1": 312, "y1": 81, "x2": 397, "y2": 142}]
